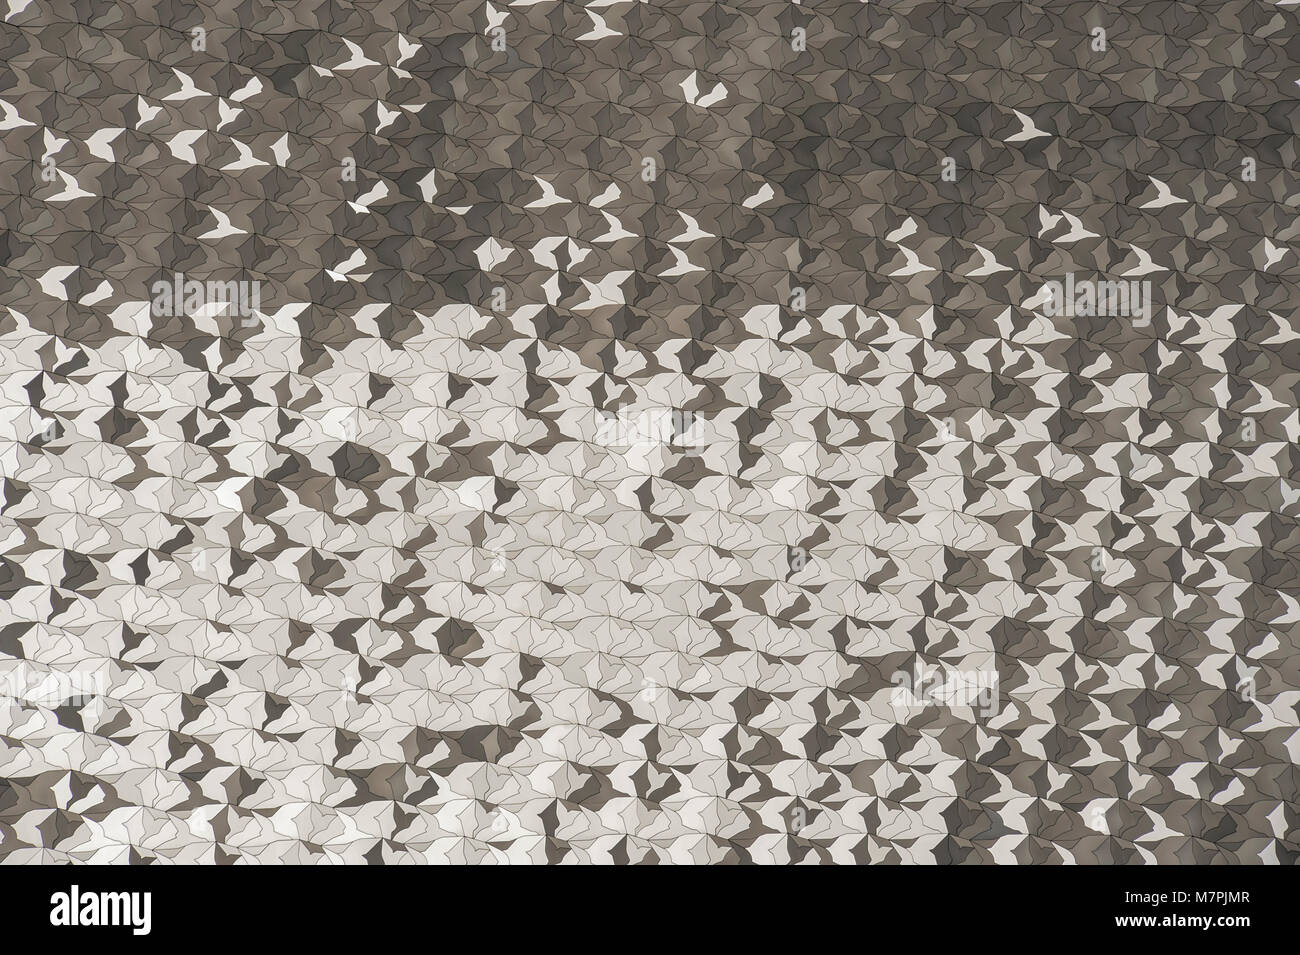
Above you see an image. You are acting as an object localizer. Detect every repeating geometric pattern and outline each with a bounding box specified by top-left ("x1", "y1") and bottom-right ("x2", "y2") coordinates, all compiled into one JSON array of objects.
[{"x1": 0, "y1": 0, "x2": 1297, "y2": 863}]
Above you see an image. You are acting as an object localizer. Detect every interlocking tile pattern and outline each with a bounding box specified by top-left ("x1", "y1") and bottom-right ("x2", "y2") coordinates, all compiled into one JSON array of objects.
[{"x1": 0, "y1": 0, "x2": 1297, "y2": 863}]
